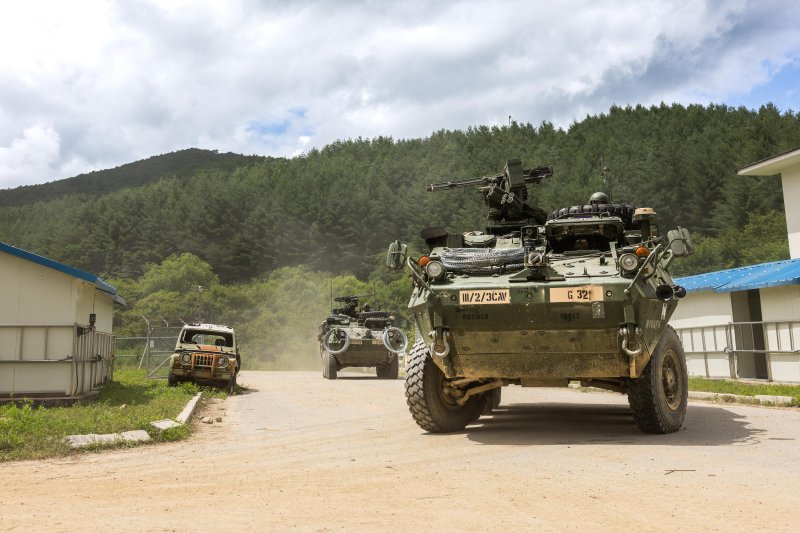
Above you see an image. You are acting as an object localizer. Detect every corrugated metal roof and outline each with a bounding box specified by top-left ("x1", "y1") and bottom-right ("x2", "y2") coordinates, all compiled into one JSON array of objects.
[
  {"x1": 0, "y1": 241, "x2": 125, "y2": 305},
  {"x1": 675, "y1": 258, "x2": 800, "y2": 294}
]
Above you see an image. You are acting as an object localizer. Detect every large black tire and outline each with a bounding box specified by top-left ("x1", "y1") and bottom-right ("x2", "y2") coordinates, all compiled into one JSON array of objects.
[
  {"x1": 627, "y1": 327, "x2": 688, "y2": 434},
  {"x1": 471, "y1": 386, "x2": 502, "y2": 420},
  {"x1": 482, "y1": 387, "x2": 502, "y2": 414},
  {"x1": 322, "y1": 351, "x2": 338, "y2": 380},
  {"x1": 376, "y1": 355, "x2": 399, "y2": 379},
  {"x1": 168, "y1": 372, "x2": 178, "y2": 387},
  {"x1": 405, "y1": 339, "x2": 482, "y2": 432},
  {"x1": 227, "y1": 374, "x2": 237, "y2": 394}
]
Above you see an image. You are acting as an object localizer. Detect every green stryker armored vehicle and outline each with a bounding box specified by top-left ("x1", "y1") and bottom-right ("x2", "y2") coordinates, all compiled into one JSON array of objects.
[
  {"x1": 318, "y1": 295, "x2": 408, "y2": 379},
  {"x1": 386, "y1": 160, "x2": 693, "y2": 434}
]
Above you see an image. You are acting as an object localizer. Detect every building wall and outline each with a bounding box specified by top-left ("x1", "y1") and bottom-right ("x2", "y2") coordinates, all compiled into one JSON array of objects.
[
  {"x1": 0, "y1": 251, "x2": 117, "y2": 397},
  {"x1": 669, "y1": 292, "x2": 733, "y2": 379},
  {"x1": 782, "y1": 165, "x2": 800, "y2": 259},
  {"x1": 760, "y1": 285, "x2": 800, "y2": 321},
  {"x1": 669, "y1": 291, "x2": 733, "y2": 327},
  {"x1": 0, "y1": 252, "x2": 74, "y2": 325},
  {"x1": 669, "y1": 286, "x2": 800, "y2": 382},
  {"x1": 760, "y1": 285, "x2": 800, "y2": 382},
  {"x1": 73, "y1": 279, "x2": 114, "y2": 333}
]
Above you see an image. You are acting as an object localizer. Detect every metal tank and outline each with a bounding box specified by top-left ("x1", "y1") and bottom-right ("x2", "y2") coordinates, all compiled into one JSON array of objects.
[
  {"x1": 318, "y1": 295, "x2": 408, "y2": 379},
  {"x1": 386, "y1": 160, "x2": 693, "y2": 433}
]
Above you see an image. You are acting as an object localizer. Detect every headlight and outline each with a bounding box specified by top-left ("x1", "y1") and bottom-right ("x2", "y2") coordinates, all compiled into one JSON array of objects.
[
  {"x1": 217, "y1": 356, "x2": 228, "y2": 368},
  {"x1": 618, "y1": 253, "x2": 639, "y2": 275},
  {"x1": 425, "y1": 260, "x2": 446, "y2": 280},
  {"x1": 180, "y1": 352, "x2": 191, "y2": 364}
]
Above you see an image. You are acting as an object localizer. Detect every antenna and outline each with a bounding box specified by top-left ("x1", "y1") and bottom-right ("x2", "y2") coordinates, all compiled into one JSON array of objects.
[{"x1": 601, "y1": 156, "x2": 612, "y2": 202}]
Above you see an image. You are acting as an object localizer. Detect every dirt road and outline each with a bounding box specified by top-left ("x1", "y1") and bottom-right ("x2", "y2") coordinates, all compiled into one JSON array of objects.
[{"x1": 1, "y1": 371, "x2": 799, "y2": 531}]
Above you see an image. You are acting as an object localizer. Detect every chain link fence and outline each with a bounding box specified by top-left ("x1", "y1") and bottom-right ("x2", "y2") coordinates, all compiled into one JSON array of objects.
[{"x1": 115, "y1": 317, "x2": 182, "y2": 379}]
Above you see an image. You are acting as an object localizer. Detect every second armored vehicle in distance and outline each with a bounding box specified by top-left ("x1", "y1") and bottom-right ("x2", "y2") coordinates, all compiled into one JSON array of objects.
[
  {"x1": 318, "y1": 295, "x2": 408, "y2": 379},
  {"x1": 387, "y1": 160, "x2": 693, "y2": 434}
]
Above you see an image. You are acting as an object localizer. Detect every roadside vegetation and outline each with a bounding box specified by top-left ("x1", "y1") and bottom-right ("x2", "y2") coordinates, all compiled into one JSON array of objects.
[
  {"x1": 0, "y1": 368, "x2": 224, "y2": 462},
  {"x1": 689, "y1": 377, "x2": 800, "y2": 406}
]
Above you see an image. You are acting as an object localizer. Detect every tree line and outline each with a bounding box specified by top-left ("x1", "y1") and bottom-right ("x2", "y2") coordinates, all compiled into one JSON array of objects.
[{"x1": 0, "y1": 102, "x2": 794, "y2": 283}]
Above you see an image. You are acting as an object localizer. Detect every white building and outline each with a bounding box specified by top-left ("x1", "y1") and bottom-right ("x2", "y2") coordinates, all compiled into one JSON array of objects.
[
  {"x1": 670, "y1": 146, "x2": 800, "y2": 382},
  {"x1": 0, "y1": 241, "x2": 125, "y2": 400}
]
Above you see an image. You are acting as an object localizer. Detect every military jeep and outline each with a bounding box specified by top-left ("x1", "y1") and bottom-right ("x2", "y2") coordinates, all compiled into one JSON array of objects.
[{"x1": 168, "y1": 323, "x2": 240, "y2": 392}]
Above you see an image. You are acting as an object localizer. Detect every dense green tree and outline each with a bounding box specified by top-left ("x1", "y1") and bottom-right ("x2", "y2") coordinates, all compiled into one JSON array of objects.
[{"x1": 0, "y1": 102, "x2": 795, "y2": 285}]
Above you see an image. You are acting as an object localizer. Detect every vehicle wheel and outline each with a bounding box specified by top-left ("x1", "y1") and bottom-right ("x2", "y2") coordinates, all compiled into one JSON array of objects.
[
  {"x1": 227, "y1": 374, "x2": 237, "y2": 394},
  {"x1": 482, "y1": 387, "x2": 502, "y2": 414},
  {"x1": 627, "y1": 327, "x2": 688, "y2": 434},
  {"x1": 168, "y1": 372, "x2": 178, "y2": 387},
  {"x1": 377, "y1": 355, "x2": 399, "y2": 379},
  {"x1": 323, "y1": 351, "x2": 338, "y2": 380},
  {"x1": 405, "y1": 339, "x2": 482, "y2": 432},
  {"x1": 471, "y1": 386, "x2": 502, "y2": 420}
]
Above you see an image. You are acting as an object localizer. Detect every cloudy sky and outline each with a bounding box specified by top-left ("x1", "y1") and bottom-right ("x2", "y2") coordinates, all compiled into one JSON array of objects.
[{"x1": 0, "y1": 0, "x2": 798, "y2": 189}]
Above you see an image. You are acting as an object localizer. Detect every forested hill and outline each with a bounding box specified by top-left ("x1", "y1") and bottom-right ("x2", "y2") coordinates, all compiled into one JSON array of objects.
[
  {"x1": 0, "y1": 102, "x2": 796, "y2": 283},
  {"x1": 0, "y1": 148, "x2": 262, "y2": 207}
]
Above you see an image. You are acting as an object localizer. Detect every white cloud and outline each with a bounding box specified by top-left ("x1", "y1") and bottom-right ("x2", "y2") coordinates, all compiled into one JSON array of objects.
[
  {"x1": 0, "y1": 124, "x2": 61, "y2": 187},
  {"x1": 0, "y1": 0, "x2": 799, "y2": 187}
]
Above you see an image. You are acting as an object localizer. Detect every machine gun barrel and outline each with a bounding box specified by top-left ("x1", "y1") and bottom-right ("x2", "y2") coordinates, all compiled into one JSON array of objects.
[
  {"x1": 426, "y1": 165, "x2": 553, "y2": 192},
  {"x1": 426, "y1": 174, "x2": 501, "y2": 192}
]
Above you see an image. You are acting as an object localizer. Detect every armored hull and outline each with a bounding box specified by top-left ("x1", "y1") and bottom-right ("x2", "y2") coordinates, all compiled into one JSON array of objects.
[{"x1": 410, "y1": 259, "x2": 677, "y2": 381}]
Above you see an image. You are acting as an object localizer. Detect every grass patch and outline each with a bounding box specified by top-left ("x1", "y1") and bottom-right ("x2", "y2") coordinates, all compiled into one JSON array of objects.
[
  {"x1": 0, "y1": 368, "x2": 226, "y2": 462},
  {"x1": 689, "y1": 377, "x2": 800, "y2": 406}
]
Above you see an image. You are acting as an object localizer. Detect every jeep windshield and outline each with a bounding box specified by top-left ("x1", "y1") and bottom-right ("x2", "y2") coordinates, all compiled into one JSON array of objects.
[{"x1": 179, "y1": 329, "x2": 233, "y2": 348}]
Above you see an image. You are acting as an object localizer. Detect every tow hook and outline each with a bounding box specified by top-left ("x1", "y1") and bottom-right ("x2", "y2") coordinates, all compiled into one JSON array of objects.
[
  {"x1": 429, "y1": 327, "x2": 451, "y2": 358},
  {"x1": 620, "y1": 325, "x2": 643, "y2": 378}
]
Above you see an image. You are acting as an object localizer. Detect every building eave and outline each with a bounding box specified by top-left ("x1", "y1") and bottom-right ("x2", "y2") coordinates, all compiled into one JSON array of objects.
[{"x1": 737, "y1": 146, "x2": 800, "y2": 176}]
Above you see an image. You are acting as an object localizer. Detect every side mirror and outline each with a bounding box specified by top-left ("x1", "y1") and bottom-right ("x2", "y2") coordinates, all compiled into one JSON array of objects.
[
  {"x1": 667, "y1": 227, "x2": 693, "y2": 257},
  {"x1": 386, "y1": 240, "x2": 408, "y2": 270}
]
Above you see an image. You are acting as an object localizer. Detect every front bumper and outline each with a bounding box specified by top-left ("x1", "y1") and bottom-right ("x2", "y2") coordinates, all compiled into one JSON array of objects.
[
  {"x1": 410, "y1": 279, "x2": 653, "y2": 379},
  {"x1": 171, "y1": 352, "x2": 237, "y2": 382}
]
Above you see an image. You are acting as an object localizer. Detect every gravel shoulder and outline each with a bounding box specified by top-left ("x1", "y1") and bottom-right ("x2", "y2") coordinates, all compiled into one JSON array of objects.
[{"x1": 1, "y1": 370, "x2": 799, "y2": 532}]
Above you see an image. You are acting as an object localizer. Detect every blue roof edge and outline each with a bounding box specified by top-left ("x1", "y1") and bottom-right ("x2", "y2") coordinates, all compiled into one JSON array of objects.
[
  {"x1": 675, "y1": 257, "x2": 800, "y2": 294},
  {"x1": 0, "y1": 241, "x2": 125, "y2": 305}
]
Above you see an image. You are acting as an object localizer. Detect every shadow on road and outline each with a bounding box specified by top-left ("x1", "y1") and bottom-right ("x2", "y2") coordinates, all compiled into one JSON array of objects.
[{"x1": 463, "y1": 402, "x2": 763, "y2": 446}]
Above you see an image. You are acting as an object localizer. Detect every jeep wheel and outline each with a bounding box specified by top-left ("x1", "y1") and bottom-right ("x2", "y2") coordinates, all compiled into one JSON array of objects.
[
  {"x1": 627, "y1": 327, "x2": 688, "y2": 434},
  {"x1": 322, "y1": 351, "x2": 338, "y2": 380},
  {"x1": 377, "y1": 355, "x2": 399, "y2": 379},
  {"x1": 405, "y1": 339, "x2": 481, "y2": 432},
  {"x1": 227, "y1": 374, "x2": 237, "y2": 394},
  {"x1": 168, "y1": 372, "x2": 178, "y2": 387}
]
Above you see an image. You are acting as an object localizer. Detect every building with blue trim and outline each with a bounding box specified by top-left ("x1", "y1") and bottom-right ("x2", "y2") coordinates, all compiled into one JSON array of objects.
[
  {"x1": 0, "y1": 241, "x2": 124, "y2": 399},
  {"x1": 669, "y1": 147, "x2": 800, "y2": 382}
]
